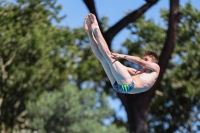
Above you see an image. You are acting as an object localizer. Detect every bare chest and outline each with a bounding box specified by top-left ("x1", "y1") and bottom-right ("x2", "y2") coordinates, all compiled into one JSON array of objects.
[{"x1": 131, "y1": 71, "x2": 156, "y2": 88}]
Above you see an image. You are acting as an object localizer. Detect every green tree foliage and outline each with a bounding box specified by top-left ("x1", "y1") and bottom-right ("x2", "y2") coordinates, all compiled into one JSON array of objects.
[
  {"x1": 0, "y1": 0, "x2": 121, "y2": 132},
  {"x1": 0, "y1": 0, "x2": 85, "y2": 131},
  {"x1": 124, "y1": 3, "x2": 200, "y2": 133},
  {"x1": 26, "y1": 84, "x2": 126, "y2": 133}
]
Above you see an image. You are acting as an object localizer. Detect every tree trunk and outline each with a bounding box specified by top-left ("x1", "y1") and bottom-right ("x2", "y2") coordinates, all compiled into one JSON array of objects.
[
  {"x1": 118, "y1": 93, "x2": 149, "y2": 133},
  {"x1": 118, "y1": 0, "x2": 180, "y2": 132}
]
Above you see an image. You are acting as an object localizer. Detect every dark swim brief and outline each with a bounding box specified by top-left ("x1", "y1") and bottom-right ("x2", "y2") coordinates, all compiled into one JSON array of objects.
[{"x1": 112, "y1": 81, "x2": 134, "y2": 93}]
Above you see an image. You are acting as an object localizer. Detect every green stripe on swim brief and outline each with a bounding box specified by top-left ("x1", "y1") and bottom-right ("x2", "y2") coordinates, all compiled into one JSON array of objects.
[
  {"x1": 121, "y1": 84, "x2": 131, "y2": 92},
  {"x1": 121, "y1": 85, "x2": 125, "y2": 91},
  {"x1": 126, "y1": 84, "x2": 130, "y2": 92},
  {"x1": 123, "y1": 84, "x2": 128, "y2": 92},
  {"x1": 127, "y1": 85, "x2": 130, "y2": 92},
  {"x1": 125, "y1": 85, "x2": 128, "y2": 92}
]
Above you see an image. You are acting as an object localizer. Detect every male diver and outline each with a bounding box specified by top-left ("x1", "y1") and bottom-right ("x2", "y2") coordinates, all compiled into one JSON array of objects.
[{"x1": 84, "y1": 13, "x2": 160, "y2": 94}]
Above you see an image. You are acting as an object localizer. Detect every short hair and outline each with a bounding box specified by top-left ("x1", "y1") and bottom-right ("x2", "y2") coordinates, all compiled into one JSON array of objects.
[{"x1": 143, "y1": 51, "x2": 159, "y2": 64}]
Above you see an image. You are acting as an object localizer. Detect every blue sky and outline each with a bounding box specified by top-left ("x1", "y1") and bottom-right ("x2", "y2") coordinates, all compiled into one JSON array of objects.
[
  {"x1": 56, "y1": 0, "x2": 199, "y2": 51},
  {"x1": 55, "y1": 0, "x2": 200, "y2": 121}
]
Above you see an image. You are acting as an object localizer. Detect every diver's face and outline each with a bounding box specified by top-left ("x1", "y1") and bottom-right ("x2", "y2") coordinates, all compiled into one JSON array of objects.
[
  {"x1": 142, "y1": 56, "x2": 153, "y2": 71},
  {"x1": 143, "y1": 56, "x2": 152, "y2": 62}
]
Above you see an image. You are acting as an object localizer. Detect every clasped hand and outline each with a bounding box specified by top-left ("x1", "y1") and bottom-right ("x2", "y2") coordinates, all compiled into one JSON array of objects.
[{"x1": 111, "y1": 53, "x2": 124, "y2": 60}]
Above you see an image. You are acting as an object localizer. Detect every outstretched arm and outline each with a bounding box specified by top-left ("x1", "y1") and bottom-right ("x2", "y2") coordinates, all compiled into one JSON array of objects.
[{"x1": 111, "y1": 53, "x2": 160, "y2": 73}]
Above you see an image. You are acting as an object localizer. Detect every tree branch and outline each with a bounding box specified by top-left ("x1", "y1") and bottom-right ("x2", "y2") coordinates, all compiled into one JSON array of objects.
[
  {"x1": 82, "y1": 0, "x2": 103, "y2": 31},
  {"x1": 0, "y1": 48, "x2": 18, "y2": 82},
  {"x1": 83, "y1": 0, "x2": 159, "y2": 48},
  {"x1": 4, "y1": 48, "x2": 18, "y2": 67},
  {"x1": 104, "y1": 0, "x2": 159, "y2": 47}
]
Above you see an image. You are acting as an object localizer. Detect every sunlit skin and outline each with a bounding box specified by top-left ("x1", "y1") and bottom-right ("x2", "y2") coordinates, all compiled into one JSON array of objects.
[
  {"x1": 110, "y1": 52, "x2": 160, "y2": 93},
  {"x1": 142, "y1": 56, "x2": 153, "y2": 72},
  {"x1": 84, "y1": 13, "x2": 160, "y2": 94}
]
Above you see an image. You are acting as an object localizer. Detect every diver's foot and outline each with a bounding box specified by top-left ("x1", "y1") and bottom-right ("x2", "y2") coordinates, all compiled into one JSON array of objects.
[
  {"x1": 84, "y1": 14, "x2": 92, "y2": 33},
  {"x1": 89, "y1": 13, "x2": 100, "y2": 34}
]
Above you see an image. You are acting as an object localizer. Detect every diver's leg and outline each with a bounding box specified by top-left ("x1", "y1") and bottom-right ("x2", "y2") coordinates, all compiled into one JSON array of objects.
[
  {"x1": 88, "y1": 31, "x2": 116, "y2": 85},
  {"x1": 84, "y1": 15, "x2": 116, "y2": 85},
  {"x1": 89, "y1": 14, "x2": 132, "y2": 85}
]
